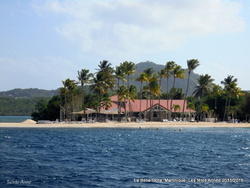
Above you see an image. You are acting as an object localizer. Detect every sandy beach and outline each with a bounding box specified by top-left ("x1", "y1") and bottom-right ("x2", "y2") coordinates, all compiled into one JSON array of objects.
[{"x1": 0, "y1": 120, "x2": 250, "y2": 128}]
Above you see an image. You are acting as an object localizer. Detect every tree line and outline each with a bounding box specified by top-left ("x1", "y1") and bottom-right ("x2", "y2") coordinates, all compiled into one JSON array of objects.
[
  {"x1": 0, "y1": 97, "x2": 50, "y2": 116},
  {"x1": 32, "y1": 60, "x2": 250, "y2": 122}
]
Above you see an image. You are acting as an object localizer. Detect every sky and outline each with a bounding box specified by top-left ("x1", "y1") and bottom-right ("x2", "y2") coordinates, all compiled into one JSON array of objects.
[{"x1": 0, "y1": 0, "x2": 250, "y2": 91}]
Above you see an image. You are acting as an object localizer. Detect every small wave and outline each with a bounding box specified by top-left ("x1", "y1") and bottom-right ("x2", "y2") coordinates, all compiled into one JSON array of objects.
[
  {"x1": 238, "y1": 163, "x2": 250, "y2": 166},
  {"x1": 241, "y1": 147, "x2": 250, "y2": 150},
  {"x1": 1, "y1": 128, "x2": 250, "y2": 187}
]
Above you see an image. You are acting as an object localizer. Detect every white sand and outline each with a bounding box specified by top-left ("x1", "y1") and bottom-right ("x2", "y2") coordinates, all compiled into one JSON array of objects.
[
  {"x1": 0, "y1": 121, "x2": 249, "y2": 128},
  {"x1": 21, "y1": 119, "x2": 37, "y2": 124}
]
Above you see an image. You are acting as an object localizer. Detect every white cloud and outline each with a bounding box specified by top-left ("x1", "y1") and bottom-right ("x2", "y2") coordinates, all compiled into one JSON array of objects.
[{"x1": 33, "y1": 0, "x2": 245, "y2": 61}]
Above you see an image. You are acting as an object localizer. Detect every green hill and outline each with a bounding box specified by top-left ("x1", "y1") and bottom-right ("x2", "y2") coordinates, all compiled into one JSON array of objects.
[
  {"x1": 0, "y1": 88, "x2": 59, "y2": 98},
  {"x1": 0, "y1": 88, "x2": 58, "y2": 116},
  {"x1": 0, "y1": 97, "x2": 50, "y2": 116}
]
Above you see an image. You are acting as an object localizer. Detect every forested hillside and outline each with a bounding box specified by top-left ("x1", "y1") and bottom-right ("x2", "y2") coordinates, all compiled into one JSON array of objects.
[
  {"x1": 0, "y1": 97, "x2": 50, "y2": 116},
  {"x1": 0, "y1": 88, "x2": 57, "y2": 116},
  {"x1": 0, "y1": 88, "x2": 59, "y2": 98}
]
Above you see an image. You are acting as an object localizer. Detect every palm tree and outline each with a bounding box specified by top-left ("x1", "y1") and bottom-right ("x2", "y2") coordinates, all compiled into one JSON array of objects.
[
  {"x1": 128, "y1": 85, "x2": 137, "y2": 101},
  {"x1": 116, "y1": 85, "x2": 129, "y2": 121},
  {"x1": 240, "y1": 93, "x2": 250, "y2": 122},
  {"x1": 97, "y1": 60, "x2": 115, "y2": 91},
  {"x1": 142, "y1": 67, "x2": 155, "y2": 120},
  {"x1": 170, "y1": 88, "x2": 184, "y2": 99},
  {"x1": 100, "y1": 60, "x2": 115, "y2": 90},
  {"x1": 77, "y1": 69, "x2": 93, "y2": 115},
  {"x1": 221, "y1": 75, "x2": 238, "y2": 121},
  {"x1": 187, "y1": 102, "x2": 195, "y2": 121},
  {"x1": 200, "y1": 103, "x2": 210, "y2": 121},
  {"x1": 148, "y1": 74, "x2": 160, "y2": 121},
  {"x1": 164, "y1": 61, "x2": 176, "y2": 95},
  {"x1": 182, "y1": 59, "x2": 200, "y2": 120},
  {"x1": 221, "y1": 75, "x2": 237, "y2": 86},
  {"x1": 115, "y1": 65, "x2": 127, "y2": 89},
  {"x1": 193, "y1": 74, "x2": 214, "y2": 121},
  {"x1": 158, "y1": 69, "x2": 167, "y2": 93},
  {"x1": 91, "y1": 73, "x2": 108, "y2": 114},
  {"x1": 120, "y1": 61, "x2": 136, "y2": 119},
  {"x1": 102, "y1": 94, "x2": 112, "y2": 110},
  {"x1": 91, "y1": 61, "x2": 115, "y2": 120},
  {"x1": 128, "y1": 85, "x2": 137, "y2": 120},
  {"x1": 115, "y1": 65, "x2": 127, "y2": 121},
  {"x1": 78, "y1": 69, "x2": 92, "y2": 88},
  {"x1": 143, "y1": 67, "x2": 154, "y2": 79},
  {"x1": 136, "y1": 72, "x2": 147, "y2": 121},
  {"x1": 122, "y1": 61, "x2": 136, "y2": 87},
  {"x1": 142, "y1": 85, "x2": 150, "y2": 111},
  {"x1": 59, "y1": 86, "x2": 67, "y2": 120},
  {"x1": 172, "y1": 104, "x2": 180, "y2": 120},
  {"x1": 164, "y1": 61, "x2": 175, "y2": 118},
  {"x1": 158, "y1": 69, "x2": 167, "y2": 120},
  {"x1": 117, "y1": 85, "x2": 129, "y2": 102},
  {"x1": 211, "y1": 84, "x2": 223, "y2": 122},
  {"x1": 227, "y1": 83, "x2": 244, "y2": 122},
  {"x1": 61, "y1": 78, "x2": 78, "y2": 119},
  {"x1": 97, "y1": 60, "x2": 112, "y2": 72},
  {"x1": 170, "y1": 64, "x2": 185, "y2": 114}
]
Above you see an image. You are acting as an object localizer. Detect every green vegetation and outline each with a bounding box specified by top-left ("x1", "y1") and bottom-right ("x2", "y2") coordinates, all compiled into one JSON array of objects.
[
  {"x1": 31, "y1": 96, "x2": 61, "y2": 121},
  {"x1": 30, "y1": 59, "x2": 249, "y2": 123},
  {"x1": 0, "y1": 88, "x2": 58, "y2": 98},
  {"x1": 1, "y1": 61, "x2": 249, "y2": 123},
  {"x1": 0, "y1": 97, "x2": 50, "y2": 116},
  {"x1": 0, "y1": 88, "x2": 59, "y2": 116}
]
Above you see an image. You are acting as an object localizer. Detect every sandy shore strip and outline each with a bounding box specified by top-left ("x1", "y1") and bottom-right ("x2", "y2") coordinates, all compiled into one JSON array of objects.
[{"x1": 0, "y1": 121, "x2": 250, "y2": 128}]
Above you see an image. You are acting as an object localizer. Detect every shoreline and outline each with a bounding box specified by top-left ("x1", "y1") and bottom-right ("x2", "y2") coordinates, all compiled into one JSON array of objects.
[{"x1": 0, "y1": 121, "x2": 250, "y2": 128}]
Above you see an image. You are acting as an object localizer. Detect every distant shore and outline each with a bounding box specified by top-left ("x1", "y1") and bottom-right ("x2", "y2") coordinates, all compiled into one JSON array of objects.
[{"x1": 0, "y1": 121, "x2": 250, "y2": 128}]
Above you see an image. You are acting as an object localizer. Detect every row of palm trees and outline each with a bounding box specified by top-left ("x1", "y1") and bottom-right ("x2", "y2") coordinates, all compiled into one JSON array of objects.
[{"x1": 59, "y1": 59, "x2": 244, "y2": 122}]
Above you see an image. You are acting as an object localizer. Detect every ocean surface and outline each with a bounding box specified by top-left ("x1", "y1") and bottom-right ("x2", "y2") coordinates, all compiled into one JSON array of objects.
[
  {"x1": 0, "y1": 127, "x2": 250, "y2": 188},
  {"x1": 0, "y1": 116, "x2": 31, "y2": 123}
]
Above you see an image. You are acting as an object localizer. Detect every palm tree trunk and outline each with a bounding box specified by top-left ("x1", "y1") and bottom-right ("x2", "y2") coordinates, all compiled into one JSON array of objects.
[
  {"x1": 97, "y1": 93, "x2": 102, "y2": 122},
  {"x1": 158, "y1": 78, "x2": 162, "y2": 121},
  {"x1": 197, "y1": 89, "x2": 204, "y2": 122},
  {"x1": 124, "y1": 100, "x2": 127, "y2": 121},
  {"x1": 82, "y1": 86, "x2": 87, "y2": 121},
  {"x1": 214, "y1": 98, "x2": 217, "y2": 123},
  {"x1": 223, "y1": 95, "x2": 229, "y2": 121},
  {"x1": 71, "y1": 93, "x2": 74, "y2": 116},
  {"x1": 127, "y1": 74, "x2": 131, "y2": 121},
  {"x1": 182, "y1": 73, "x2": 190, "y2": 121},
  {"x1": 170, "y1": 77, "x2": 176, "y2": 119},
  {"x1": 64, "y1": 93, "x2": 67, "y2": 120},
  {"x1": 227, "y1": 97, "x2": 232, "y2": 121},
  {"x1": 117, "y1": 79, "x2": 121, "y2": 122},
  {"x1": 167, "y1": 77, "x2": 169, "y2": 119},
  {"x1": 150, "y1": 94, "x2": 153, "y2": 121},
  {"x1": 139, "y1": 81, "x2": 143, "y2": 121}
]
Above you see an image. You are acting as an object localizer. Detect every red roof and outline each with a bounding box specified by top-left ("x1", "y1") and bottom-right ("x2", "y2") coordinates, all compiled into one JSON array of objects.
[{"x1": 109, "y1": 95, "x2": 195, "y2": 113}]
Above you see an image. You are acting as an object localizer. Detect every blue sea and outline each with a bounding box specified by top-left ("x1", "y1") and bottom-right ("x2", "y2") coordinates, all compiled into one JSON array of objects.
[
  {"x1": 0, "y1": 127, "x2": 250, "y2": 187},
  {"x1": 0, "y1": 116, "x2": 31, "y2": 123}
]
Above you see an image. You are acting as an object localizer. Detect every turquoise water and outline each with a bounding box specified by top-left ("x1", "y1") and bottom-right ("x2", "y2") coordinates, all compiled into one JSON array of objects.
[
  {"x1": 0, "y1": 128, "x2": 250, "y2": 187},
  {"x1": 0, "y1": 116, "x2": 31, "y2": 123}
]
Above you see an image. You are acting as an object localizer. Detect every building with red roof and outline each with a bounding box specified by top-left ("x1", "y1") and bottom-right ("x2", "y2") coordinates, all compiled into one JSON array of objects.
[{"x1": 108, "y1": 95, "x2": 196, "y2": 121}]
